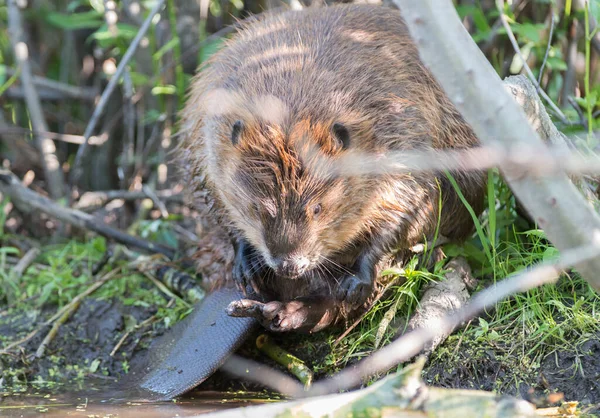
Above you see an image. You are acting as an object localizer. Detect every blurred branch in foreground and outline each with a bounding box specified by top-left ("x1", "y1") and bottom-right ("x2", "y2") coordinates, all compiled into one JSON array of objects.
[{"x1": 394, "y1": 0, "x2": 600, "y2": 292}]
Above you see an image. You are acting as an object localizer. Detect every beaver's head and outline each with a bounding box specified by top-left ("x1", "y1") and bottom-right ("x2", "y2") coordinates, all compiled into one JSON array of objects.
[{"x1": 203, "y1": 95, "x2": 378, "y2": 278}]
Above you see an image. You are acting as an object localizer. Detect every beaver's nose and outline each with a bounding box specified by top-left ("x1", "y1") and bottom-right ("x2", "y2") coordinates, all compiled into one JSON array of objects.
[{"x1": 272, "y1": 255, "x2": 310, "y2": 278}]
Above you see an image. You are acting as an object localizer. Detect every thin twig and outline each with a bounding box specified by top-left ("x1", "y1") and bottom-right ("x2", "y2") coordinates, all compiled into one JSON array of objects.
[
  {"x1": 9, "y1": 247, "x2": 40, "y2": 281},
  {"x1": 0, "y1": 126, "x2": 107, "y2": 145},
  {"x1": 71, "y1": 0, "x2": 166, "y2": 188},
  {"x1": 4, "y1": 68, "x2": 98, "y2": 101},
  {"x1": 496, "y1": 0, "x2": 570, "y2": 125},
  {"x1": 142, "y1": 185, "x2": 169, "y2": 218},
  {"x1": 74, "y1": 187, "x2": 183, "y2": 212},
  {"x1": 110, "y1": 314, "x2": 157, "y2": 357},
  {"x1": 6, "y1": 0, "x2": 66, "y2": 199},
  {"x1": 538, "y1": 12, "x2": 556, "y2": 85},
  {"x1": 221, "y1": 354, "x2": 304, "y2": 398}
]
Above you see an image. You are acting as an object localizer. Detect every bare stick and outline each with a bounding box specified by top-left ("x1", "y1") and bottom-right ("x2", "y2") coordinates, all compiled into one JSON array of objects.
[
  {"x1": 0, "y1": 169, "x2": 177, "y2": 260},
  {"x1": 393, "y1": 0, "x2": 600, "y2": 291},
  {"x1": 4, "y1": 68, "x2": 98, "y2": 101},
  {"x1": 110, "y1": 314, "x2": 157, "y2": 357},
  {"x1": 496, "y1": 0, "x2": 570, "y2": 125},
  {"x1": 6, "y1": 0, "x2": 66, "y2": 199},
  {"x1": 74, "y1": 187, "x2": 182, "y2": 212},
  {"x1": 538, "y1": 13, "x2": 556, "y2": 85},
  {"x1": 70, "y1": 0, "x2": 166, "y2": 187},
  {"x1": 9, "y1": 247, "x2": 40, "y2": 281},
  {"x1": 307, "y1": 240, "x2": 600, "y2": 397},
  {"x1": 221, "y1": 354, "x2": 305, "y2": 397},
  {"x1": 0, "y1": 126, "x2": 107, "y2": 145}
]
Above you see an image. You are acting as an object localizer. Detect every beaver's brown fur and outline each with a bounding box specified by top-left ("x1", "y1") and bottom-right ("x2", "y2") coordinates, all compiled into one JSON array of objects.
[{"x1": 179, "y1": 4, "x2": 485, "y2": 333}]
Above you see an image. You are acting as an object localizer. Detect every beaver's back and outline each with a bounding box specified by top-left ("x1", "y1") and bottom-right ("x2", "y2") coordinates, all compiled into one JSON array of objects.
[{"x1": 198, "y1": 5, "x2": 477, "y2": 151}]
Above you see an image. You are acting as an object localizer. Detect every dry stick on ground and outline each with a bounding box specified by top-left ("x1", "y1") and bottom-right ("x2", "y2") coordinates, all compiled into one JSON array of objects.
[
  {"x1": 9, "y1": 248, "x2": 41, "y2": 281},
  {"x1": 70, "y1": 0, "x2": 166, "y2": 188},
  {"x1": 0, "y1": 170, "x2": 177, "y2": 260},
  {"x1": 394, "y1": 0, "x2": 600, "y2": 291},
  {"x1": 6, "y1": 0, "x2": 65, "y2": 199},
  {"x1": 306, "y1": 240, "x2": 600, "y2": 398}
]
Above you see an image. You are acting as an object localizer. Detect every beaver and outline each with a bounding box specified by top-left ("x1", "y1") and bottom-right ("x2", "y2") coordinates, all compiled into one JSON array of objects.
[{"x1": 178, "y1": 4, "x2": 485, "y2": 334}]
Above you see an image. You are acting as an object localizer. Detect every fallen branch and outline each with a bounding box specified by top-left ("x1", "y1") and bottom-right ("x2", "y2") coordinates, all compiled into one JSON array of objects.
[
  {"x1": 9, "y1": 247, "x2": 40, "y2": 281},
  {"x1": 0, "y1": 169, "x2": 177, "y2": 259},
  {"x1": 403, "y1": 257, "x2": 475, "y2": 355}
]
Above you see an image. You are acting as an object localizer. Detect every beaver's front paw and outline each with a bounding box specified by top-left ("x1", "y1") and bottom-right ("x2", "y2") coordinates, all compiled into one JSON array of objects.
[
  {"x1": 335, "y1": 273, "x2": 374, "y2": 309},
  {"x1": 232, "y1": 238, "x2": 266, "y2": 299},
  {"x1": 227, "y1": 299, "x2": 312, "y2": 332}
]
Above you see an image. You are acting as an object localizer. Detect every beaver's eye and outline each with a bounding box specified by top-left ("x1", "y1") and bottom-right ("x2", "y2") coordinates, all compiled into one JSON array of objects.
[
  {"x1": 312, "y1": 204, "x2": 322, "y2": 217},
  {"x1": 332, "y1": 122, "x2": 350, "y2": 150},
  {"x1": 231, "y1": 120, "x2": 243, "y2": 145}
]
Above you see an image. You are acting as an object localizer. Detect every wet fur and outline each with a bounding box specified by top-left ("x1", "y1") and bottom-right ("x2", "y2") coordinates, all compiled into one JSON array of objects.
[{"x1": 178, "y1": 4, "x2": 485, "y2": 331}]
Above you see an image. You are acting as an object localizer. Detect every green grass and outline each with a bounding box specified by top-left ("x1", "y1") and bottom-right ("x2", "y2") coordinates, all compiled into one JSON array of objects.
[
  {"x1": 0, "y1": 234, "x2": 191, "y2": 333},
  {"x1": 319, "y1": 171, "x2": 600, "y2": 395}
]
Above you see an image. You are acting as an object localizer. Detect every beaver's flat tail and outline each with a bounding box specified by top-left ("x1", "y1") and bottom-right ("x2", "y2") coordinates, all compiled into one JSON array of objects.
[{"x1": 120, "y1": 287, "x2": 258, "y2": 401}]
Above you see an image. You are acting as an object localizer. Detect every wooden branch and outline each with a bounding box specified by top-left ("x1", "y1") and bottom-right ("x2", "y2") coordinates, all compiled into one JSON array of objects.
[
  {"x1": 393, "y1": 0, "x2": 600, "y2": 291},
  {"x1": 6, "y1": 0, "x2": 66, "y2": 199},
  {"x1": 4, "y1": 68, "x2": 98, "y2": 101},
  {"x1": 0, "y1": 169, "x2": 176, "y2": 259},
  {"x1": 73, "y1": 188, "x2": 183, "y2": 212}
]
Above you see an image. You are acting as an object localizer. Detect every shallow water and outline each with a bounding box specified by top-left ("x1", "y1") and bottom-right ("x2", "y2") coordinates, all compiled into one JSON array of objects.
[{"x1": 0, "y1": 390, "x2": 276, "y2": 417}]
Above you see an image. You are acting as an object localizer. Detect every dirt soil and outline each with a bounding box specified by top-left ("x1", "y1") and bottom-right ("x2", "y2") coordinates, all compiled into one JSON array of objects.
[
  {"x1": 0, "y1": 299, "x2": 160, "y2": 390},
  {"x1": 1, "y1": 295, "x2": 599, "y2": 415},
  {"x1": 423, "y1": 333, "x2": 600, "y2": 413}
]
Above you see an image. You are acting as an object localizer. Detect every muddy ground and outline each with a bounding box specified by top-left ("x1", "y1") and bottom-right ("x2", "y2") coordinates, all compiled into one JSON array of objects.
[{"x1": 1, "y1": 294, "x2": 599, "y2": 415}]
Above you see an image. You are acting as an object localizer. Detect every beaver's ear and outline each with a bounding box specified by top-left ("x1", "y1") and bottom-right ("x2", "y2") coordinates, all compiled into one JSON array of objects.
[
  {"x1": 332, "y1": 122, "x2": 350, "y2": 150},
  {"x1": 231, "y1": 120, "x2": 244, "y2": 146}
]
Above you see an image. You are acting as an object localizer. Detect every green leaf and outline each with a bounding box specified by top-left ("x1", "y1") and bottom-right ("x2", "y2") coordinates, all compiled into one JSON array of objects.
[
  {"x1": 542, "y1": 247, "x2": 560, "y2": 262},
  {"x1": 154, "y1": 38, "x2": 180, "y2": 62},
  {"x1": 88, "y1": 23, "x2": 139, "y2": 45},
  {"x1": 590, "y1": 0, "x2": 600, "y2": 23},
  {"x1": 510, "y1": 42, "x2": 534, "y2": 74},
  {"x1": 512, "y1": 23, "x2": 545, "y2": 43},
  {"x1": 545, "y1": 56, "x2": 568, "y2": 72},
  {"x1": 89, "y1": 358, "x2": 101, "y2": 373},
  {"x1": 46, "y1": 10, "x2": 103, "y2": 30}
]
